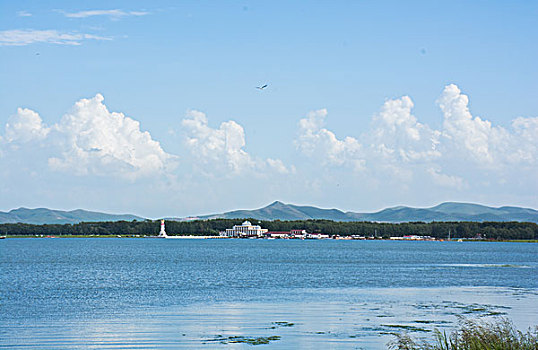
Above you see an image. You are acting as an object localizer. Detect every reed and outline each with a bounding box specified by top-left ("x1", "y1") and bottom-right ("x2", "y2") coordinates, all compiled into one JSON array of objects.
[{"x1": 388, "y1": 318, "x2": 538, "y2": 350}]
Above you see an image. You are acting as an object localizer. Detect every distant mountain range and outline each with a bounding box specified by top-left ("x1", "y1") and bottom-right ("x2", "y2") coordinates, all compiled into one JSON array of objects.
[
  {"x1": 0, "y1": 208, "x2": 143, "y2": 225},
  {"x1": 195, "y1": 201, "x2": 538, "y2": 224},
  {"x1": 1, "y1": 201, "x2": 537, "y2": 225}
]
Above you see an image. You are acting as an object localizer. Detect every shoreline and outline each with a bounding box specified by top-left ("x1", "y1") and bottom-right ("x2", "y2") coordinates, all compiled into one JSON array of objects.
[{"x1": 2, "y1": 235, "x2": 537, "y2": 243}]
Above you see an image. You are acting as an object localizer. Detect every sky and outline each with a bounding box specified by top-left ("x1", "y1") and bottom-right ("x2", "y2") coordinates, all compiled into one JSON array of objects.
[{"x1": 0, "y1": 0, "x2": 537, "y2": 218}]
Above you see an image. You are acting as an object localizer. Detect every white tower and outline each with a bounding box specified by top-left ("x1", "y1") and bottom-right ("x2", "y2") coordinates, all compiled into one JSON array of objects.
[{"x1": 158, "y1": 219, "x2": 168, "y2": 238}]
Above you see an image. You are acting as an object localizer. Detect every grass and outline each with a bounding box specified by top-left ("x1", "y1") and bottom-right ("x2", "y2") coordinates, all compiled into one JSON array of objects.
[{"x1": 388, "y1": 318, "x2": 538, "y2": 350}]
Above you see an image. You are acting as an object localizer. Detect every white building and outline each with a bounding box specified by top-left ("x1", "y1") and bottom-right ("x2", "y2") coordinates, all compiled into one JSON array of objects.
[{"x1": 220, "y1": 221, "x2": 268, "y2": 237}]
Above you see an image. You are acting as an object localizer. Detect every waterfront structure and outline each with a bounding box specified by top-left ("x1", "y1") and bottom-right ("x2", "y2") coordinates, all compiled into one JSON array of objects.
[
  {"x1": 262, "y1": 230, "x2": 321, "y2": 239},
  {"x1": 220, "y1": 221, "x2": 268, "y2": 237},
  {"x1": 264, "y1": 229, "x2": 309, "y2": 239},
  {"x1": 389, "y1": 235, "x2": 434, "y2": 241},
  {"x1": 158, "y1": 219, "x2": 168, "y2": 238},
  {"x1": 265, "y1": 231, "x2": 291, "y2": 239},
  {"x1": 306, "y1": 233, "x2": 330, "y2": 239}
]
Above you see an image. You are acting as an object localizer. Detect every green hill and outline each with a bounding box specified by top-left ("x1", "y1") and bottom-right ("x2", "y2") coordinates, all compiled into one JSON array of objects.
[
  {"x1": 0, "y1": 207, "x2": 143, "y2": 225},
  {"x1": 195, "y1": 201, "x2": 538, "y2": 223}
]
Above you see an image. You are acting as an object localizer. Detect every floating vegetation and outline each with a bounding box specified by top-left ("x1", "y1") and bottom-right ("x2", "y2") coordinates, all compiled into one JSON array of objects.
[
  {"x1": 508, "y1": 288, "x2": 538, "y2": 297},
  {"x1": 486, "y1": 311, "x2": 506, "y2": 316},
  {"x1": 272, "y1": 321, "x2": 295, "y2": 327},
  {"x1": 380, "y1": 331, "x2": 400, "y2": 336},
  {"x1": 459, "y1": 303, "x2": 508, "y2": 316},
  {"x1": 356, "y1": 325, "x2": 431, "y2": 336},
  {"x1": 441, "y1": 263, "x2": 530, "y2": 268},
  {"x1": 382, "y1": 324, "x2": 430, "y2": 333},
  {"x1": 414, "y1": 301, "x2": 508, "y2": 317},
  {"x1": 206, "y1": 335, "x2": 281, "y2": 345},
  {"x1": 498, "y1": 264, "x2": 530, "y2": 268},
  {"x1": 414, "y1": 320, "x2": 450, "y2": 325},
  {"x1": 359, "y1": 326, "x2": 389, "y2": 332},
  {"x1": 462, "y1": 305, "x2": 487, "y2": 313}
]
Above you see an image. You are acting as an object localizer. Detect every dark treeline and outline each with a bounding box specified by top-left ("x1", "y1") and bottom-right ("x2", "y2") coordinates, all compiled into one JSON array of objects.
[{"x1": 1, "y1": 219, "x2": 537, "y2": 240}]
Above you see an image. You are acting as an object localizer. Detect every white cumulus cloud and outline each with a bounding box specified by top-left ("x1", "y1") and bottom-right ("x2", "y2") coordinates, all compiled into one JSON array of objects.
[
  {"x1": 510, "y1": 116, "x2": 538, "y2": 163},
  {"x1": 295, "y1": 84, "x2": 538, "y2": 193},
  {"x1": 439, "y1": 84, "x2": 538, "y2": 167},
  {"x1": 295, "y1": 100, "x2": 439, "y2": 179},
  {"x1": 182, "y1": 110, "x2": 289, "y2": 176},
  {"x1": 48, "y1": 94, "x2": 173, "y2": 178},
  {"x1": 2, "y1": 95, "x2": 173, "y2": 179},
  {"x1": 439, "y1": 84, "x2": 503, "y2": 164},
  {"x1": 296, "y1": 109, "x2": 363, "y2": 170},
  {"x1": 371, "y1": 96, "x2": 441, "y2": 162},
  {"x1": 4, "y1": 108, "x2": 50, "y2": 143}
]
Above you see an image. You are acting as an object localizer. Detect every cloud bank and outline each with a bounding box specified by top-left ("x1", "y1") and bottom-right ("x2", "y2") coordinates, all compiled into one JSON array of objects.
[
  {"x1": 2, "y1": 84, "x2": 536, "y2": 215},
  {"x1": 296, "y1": 84, "x2": 537, "y2": 192}
]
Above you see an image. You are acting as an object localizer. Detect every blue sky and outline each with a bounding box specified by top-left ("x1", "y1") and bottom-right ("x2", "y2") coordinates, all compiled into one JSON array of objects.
[{"x1": 1, "y1": 1, "x2": 537, "y2": 217}]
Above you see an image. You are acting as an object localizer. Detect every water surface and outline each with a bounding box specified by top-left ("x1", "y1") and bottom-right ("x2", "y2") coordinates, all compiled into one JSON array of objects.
[{"x1": 1, "y1": 239, "x2": 537, "y2": 348}]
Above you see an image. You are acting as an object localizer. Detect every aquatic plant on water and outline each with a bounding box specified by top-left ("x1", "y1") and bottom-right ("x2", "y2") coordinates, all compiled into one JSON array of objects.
[
  {"x1": 206, "y1": 335, "x2": 281, "y2": 345},
  {"x1": 388, "y1": 318, "x2": 538, "y2": 350}
]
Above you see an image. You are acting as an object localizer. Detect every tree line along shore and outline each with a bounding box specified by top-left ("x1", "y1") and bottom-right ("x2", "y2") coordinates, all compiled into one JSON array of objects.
[{"x1": 0, "y1": 219, "x2": 537, "y2": 240}]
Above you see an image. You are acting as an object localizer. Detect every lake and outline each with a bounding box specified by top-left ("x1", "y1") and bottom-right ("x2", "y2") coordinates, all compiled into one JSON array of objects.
[{"x1": 1, "y1": 238, "x2": 537, "y2": 349}]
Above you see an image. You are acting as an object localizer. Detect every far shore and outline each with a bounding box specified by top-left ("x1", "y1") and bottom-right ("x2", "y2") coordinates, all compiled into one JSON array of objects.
[{"x1": 2, "y1": 235, "x2": 537, "y2": 243}]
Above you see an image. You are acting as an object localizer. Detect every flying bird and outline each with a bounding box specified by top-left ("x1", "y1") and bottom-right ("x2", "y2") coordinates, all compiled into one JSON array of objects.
[{"x1": 256, "y1": 84, "x2": 268, "y2": 90}]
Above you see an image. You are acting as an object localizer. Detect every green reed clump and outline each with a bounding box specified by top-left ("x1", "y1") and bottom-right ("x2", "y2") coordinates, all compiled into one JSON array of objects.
[{"x1": 388, "y1": 318, "x2": 538, "y2": 350}]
